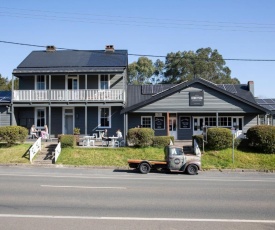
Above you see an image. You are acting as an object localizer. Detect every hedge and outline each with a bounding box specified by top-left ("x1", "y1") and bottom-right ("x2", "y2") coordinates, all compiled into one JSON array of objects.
[
  {"x1": 246, "y1": 125, "x2": 275, "y2": 154},
  {"x1": 127, "y1": 128, "x2": 154, "y2": 147},
  {"x1": 0, "y1": 126, "x2": 28, "y2": 146},
  {"x1": 207, "y1": 127, "x2": 232, "y2": 150},
  {"x1": 152, "y1": 136, "x2": 174, "y2": 147}
]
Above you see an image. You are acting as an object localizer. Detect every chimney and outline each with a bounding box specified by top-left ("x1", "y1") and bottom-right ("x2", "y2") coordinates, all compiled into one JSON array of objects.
[
  {"x1": 248, "y1": 81, "x2": 254, "y2": 95},
  {"x1": 105, "y1": 45, "x2": 114, "y2": 52},
  {"x1": 46, "y1": 45, "x2": 56, "y2": 52}
]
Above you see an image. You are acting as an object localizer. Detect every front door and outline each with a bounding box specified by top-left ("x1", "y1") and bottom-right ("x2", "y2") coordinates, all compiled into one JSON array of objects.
[
  {"x1": 193, "y1": 117, "x2": 204, "y2": 135},
  {"x1": 169, "y1": 117, "x2": 177, "y2": 140},
  {"x1": 64, "y1": 108, "x2": 74, "y2": 134}
]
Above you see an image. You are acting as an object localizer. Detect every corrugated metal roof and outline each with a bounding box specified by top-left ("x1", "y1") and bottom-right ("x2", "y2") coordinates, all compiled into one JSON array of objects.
[{"x1": 13, "y1": 49, "x2": 128, "y2": 75}]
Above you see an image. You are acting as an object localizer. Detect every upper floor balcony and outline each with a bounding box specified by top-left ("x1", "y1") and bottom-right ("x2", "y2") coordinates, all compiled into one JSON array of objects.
[{"x1": 13, "y1": 89, "x2": 125, "y2": 102}]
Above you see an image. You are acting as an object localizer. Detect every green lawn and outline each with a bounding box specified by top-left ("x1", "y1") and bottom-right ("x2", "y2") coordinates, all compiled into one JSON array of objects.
[
  {"x1": 0, "y1": 143, "x2": 274, "y2": 170},
  {"x1": 0, "y1": 143, "x2": 31, "y2": 164}
]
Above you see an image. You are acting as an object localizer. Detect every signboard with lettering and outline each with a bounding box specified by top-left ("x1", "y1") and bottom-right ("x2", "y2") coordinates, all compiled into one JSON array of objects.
[
  {"x1": 189, "y1": 91, "x2": 204, "y2": 106},
  {"x1": 154, "y1": 116, "x2": 165, "y2": 130},
  {"x1": 179, "y1": 116, "x2": 191, "y2": 129}
]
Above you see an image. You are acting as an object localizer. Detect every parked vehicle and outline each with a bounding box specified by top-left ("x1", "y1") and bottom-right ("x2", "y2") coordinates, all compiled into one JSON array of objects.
[{"x1": 128, "y1": 145, "x2": 201, "y2": 175}]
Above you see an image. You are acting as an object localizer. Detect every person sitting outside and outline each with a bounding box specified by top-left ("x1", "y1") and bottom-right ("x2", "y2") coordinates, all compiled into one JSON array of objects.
[
  {"x1": 115, "y1": 129, "x2": 124, "y2": 147},
  {"x1": 41, "y1": 125, "x2": 49, "y2": 139},
  {"x1": 102, "y1": 129, "x2": 111, "y2": 147},
  {"x1": 30, "y1": 125, "x2": 38, "y2": 139}
]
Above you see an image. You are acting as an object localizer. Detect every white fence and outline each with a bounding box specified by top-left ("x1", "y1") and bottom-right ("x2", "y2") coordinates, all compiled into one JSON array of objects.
[
  {"x1": 54, "y1": 142, "x2": 61, "y2": 163},
  {"x1": 29, "y1": 137, "x2": 42, "y2": 163},
  {"x1": 13, "y1": 89, "x2": 124, "y2": 102}
]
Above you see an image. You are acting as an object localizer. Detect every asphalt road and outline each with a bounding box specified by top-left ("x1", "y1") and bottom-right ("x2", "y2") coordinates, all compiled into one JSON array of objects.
[{"x1": 0, "y1": 166, "x2": 274, "y2": 230}]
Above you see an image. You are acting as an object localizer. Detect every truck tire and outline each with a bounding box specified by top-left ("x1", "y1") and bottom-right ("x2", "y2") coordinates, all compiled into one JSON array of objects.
[
  {"x1": 186, "y1": 164, "x2": 198, "y2": 175},
  {"x1": 139, "y1": 162, "x2": 151, "y2": 174}
]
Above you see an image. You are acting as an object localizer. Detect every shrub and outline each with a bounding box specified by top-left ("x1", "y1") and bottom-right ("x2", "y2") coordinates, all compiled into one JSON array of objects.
[
  {"x1": 246, "y1": 125, "x2": 275, "y2": 154},
  {"x1": 0, "y1": 126, "x2": 28, "y2": 146},
  {"x1": 152, "y1": 136, "x2": 174, "y2": 147},
  {"x1": 60, "y1": 135, "x2": 75, "y2": 148},
  {"x1": 207, "y1": 127, "x2": 232, "y2": 150},
  {"x1": 127, "y1": 128, "x2": 154, "y2": 147}
]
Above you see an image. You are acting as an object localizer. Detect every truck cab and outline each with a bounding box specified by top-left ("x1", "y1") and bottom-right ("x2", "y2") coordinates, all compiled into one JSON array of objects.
[{"x1": 165, "y1": 145, "x2": 201, "y2": 174}]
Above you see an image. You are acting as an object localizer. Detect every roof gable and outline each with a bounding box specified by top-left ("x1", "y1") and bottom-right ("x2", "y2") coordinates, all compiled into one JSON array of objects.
[{"x1": 122, "y1": 78, "x2": 270, "y2": 114}]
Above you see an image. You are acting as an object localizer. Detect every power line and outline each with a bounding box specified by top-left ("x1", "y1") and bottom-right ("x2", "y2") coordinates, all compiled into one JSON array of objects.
[
  {"x1": 1, "y1": 40, "x2": 275, "y2": 62},
  {"x1": 1, "y1": 7, "x2": 275, "y2": 33}
]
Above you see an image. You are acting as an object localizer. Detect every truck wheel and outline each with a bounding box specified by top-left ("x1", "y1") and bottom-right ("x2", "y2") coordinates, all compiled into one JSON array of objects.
[
  {"x1": 139, "y1": 162, "x2": 151, "y2": 174},
  {"x1": 186, "y1": 164, "x2": 198, "y2": 175}
]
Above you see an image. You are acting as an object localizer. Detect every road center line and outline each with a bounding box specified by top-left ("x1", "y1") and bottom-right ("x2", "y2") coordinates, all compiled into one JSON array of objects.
[
  {"x1": 0, "y1": 214, "x2": 274, "y2": 224},
  {"x1": 41, "y1": 185, "x2": 126, "y2": 189}
]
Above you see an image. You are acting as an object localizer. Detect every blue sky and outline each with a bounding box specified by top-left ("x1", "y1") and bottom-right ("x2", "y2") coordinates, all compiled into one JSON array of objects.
[{"x1": 0, "y1": 0, "x2": 274, "y2": 98}]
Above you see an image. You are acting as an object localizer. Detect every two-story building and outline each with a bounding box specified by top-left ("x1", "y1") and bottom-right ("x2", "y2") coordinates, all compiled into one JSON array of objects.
[
  {"x1": 11, "y1": 45, "x2": 127, "y2": 138},
  {"x1": 10, "y1": 45, "x2": 274, "y2": 141}
]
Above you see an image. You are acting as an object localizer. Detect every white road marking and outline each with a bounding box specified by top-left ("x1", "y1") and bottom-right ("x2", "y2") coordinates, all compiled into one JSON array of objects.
[
  {"x1": 0, "y1": 214, "x2": 274, "y2": 223},
  {"x1": 0, "y1": 173, "x2": 274, "y2": 183},
  {"x1": 41, "y1": 185, "x2": 126, "y2": 189}
]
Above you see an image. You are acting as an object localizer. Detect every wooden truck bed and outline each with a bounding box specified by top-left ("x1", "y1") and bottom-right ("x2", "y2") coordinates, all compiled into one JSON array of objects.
[{"x1": 127, "y1": 159, "x2": 167, "y2": 165}]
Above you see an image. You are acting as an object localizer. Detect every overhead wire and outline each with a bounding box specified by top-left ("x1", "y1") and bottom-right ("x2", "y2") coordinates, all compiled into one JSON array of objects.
[{"x1": 1, "y1": 40, "x2": 275, "y2": 62}]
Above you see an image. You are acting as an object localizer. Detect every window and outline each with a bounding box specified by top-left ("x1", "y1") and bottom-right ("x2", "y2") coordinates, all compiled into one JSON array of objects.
[
  {"x1": 141, "y1": 116, "x2": 152, "y2": 128},
  {"x1": 35, "y1": 108, "x2": 46, "y2": 128},
  {"x1": 36, "y1": 75, "x2": 46, "y2": 90},
  {"x1": 100, "y1": 75, "x2": 109, "y2": 89},
  {"x1": 99, "y1": 107, "x2": 110, "y2": 127}
]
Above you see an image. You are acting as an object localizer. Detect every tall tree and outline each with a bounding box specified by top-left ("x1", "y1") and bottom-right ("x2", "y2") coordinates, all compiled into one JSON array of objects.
[
  {"x1": 163, "y1": 47, "x2": 239, "y2": 84},
  {"x1": 128, "y1": 57, "x2": 155, "y2": 85}
]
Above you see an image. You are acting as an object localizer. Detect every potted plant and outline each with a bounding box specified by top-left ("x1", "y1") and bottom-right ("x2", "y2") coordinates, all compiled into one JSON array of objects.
[
  {"x1": 74, "y1": 127, "x2": 80, "y2": 135},
  {"x1": 73, "y1": 127, "x2": 80, "y2": 145}
]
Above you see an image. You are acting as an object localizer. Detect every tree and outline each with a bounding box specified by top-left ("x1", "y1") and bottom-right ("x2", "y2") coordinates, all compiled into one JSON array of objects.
[
  {"x1": 128, "y1": 57, "x2": 156, "y2": 85},
  {"x1": 0, "y1": 74, "x2": 10, "y2": 90},
  {"x1": 0, "y1": 74, "x2": 18, "y2": 90},
  {"x1": 163, "y1": 48, "x2": 240, "y2": 84}
]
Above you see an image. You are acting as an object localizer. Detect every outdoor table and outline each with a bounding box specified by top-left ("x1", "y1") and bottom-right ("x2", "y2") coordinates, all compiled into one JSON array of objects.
[
  {"x1": 83, "y1": 136, "x2": 95, "y2": 146},
  {"x1": 108, "y1": 136, "x2": 119, "y2": 147}
]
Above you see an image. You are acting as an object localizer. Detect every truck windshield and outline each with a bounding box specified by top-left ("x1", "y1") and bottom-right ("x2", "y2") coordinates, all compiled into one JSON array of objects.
[{"x1": 171, "y1": 148, "x2": 183, "y2": 155}]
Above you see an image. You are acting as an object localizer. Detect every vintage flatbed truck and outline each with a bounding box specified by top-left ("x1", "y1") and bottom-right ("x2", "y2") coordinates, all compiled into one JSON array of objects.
[{"x1": 128, "y1": 144, "x2": 201, "y2": 175}]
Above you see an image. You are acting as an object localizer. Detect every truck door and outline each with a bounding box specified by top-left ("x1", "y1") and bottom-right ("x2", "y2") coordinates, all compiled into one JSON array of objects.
[{"x1": 168, "y1": 147, "x2": 185, "y2": 171}]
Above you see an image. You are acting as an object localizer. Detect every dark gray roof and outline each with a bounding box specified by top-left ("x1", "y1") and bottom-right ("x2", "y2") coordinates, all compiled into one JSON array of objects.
[
  {"x1": 122, "y1": 78, "x2": 270, "y2": 114},
  {"x1": 256, "y1": 98, "x2": 275, "y2": 112},
  {"x1": 0, "y1": 91, "x2": 11, "y2": 103},
  {"x1": 13, "y1": 50, "x2": 128, "y2": 75}
]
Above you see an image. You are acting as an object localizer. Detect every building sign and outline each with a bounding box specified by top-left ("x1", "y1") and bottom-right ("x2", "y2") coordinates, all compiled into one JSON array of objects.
[
  {"x1": 180, "y1": 116, "x2": 191, "y2": 129},
  {"x1": 189, "y1": 91, "x2": 204, "y2": 106},
  {"x1": 154, "y1": 116, "x2": 165, "y2": 130}
]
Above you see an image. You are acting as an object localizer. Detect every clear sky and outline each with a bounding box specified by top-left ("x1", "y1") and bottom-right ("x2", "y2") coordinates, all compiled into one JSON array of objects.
[{"x1": 0, "y1": 0, "x2": 274, "y2": 98}]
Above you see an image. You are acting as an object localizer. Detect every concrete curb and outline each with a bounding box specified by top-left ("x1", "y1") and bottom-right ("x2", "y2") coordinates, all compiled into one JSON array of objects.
[{"x1": 0, "y1": 163, "x2": 274, "y2": 173}]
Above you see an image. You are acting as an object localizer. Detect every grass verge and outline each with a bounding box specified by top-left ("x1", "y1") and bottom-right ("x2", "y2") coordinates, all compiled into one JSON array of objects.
[
  {"x1": 0, "y1": 143, "x2": 31, "y2": 164},
  {"x1": 0, "y1": 144, "x2": 274, "y2": 171}
]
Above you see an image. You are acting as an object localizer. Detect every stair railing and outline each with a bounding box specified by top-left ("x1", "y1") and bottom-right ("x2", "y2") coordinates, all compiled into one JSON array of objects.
[
  {"x1": 54, "y1": 142, "x2": 61, "y2": 163},
  {"x1": 29, "y1": 137, "x2": 42, "y2": 163}
]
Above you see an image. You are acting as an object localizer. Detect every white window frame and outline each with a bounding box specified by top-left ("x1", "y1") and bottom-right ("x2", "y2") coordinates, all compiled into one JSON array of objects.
[
  {"x1": 66, "y1": 75, "x2": 79, "y2": 90},
  {"x1": 141, "y1": 116, "x2": 152, "y2": 128},
  {"x1": 35, "y1": 75, "x2": 46, "y2": 90},
  {"x1": 98, "y1": 74, "x2": 110, "y2": 89},
  {"x1": 35, "y1": 107, "x2": 46, "y2": 129},
  {"x1": 98, "y1": 107, "x2": 111, "y2": 128}
]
